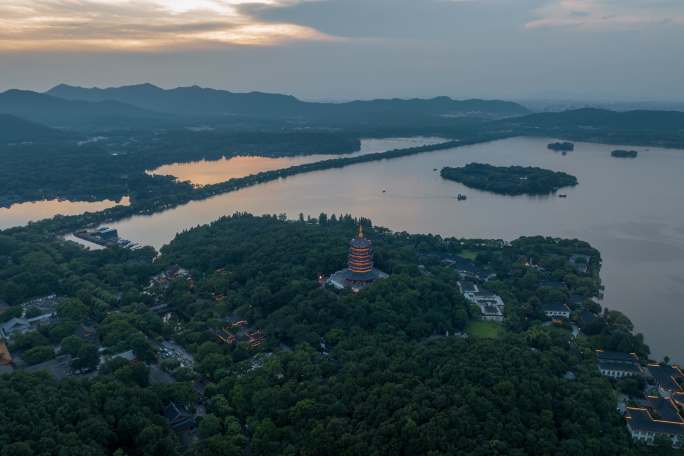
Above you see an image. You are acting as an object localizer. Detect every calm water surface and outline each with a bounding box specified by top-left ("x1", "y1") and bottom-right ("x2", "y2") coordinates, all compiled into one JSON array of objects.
[
  {"x1": 110, "y1": 137, "x2": 684, "y2": 362},
  {"x1": 0, "y1": 197, "x2": 130, "y2": 230},
  {"x1": 149, "y1": 137, "x2": 446, "y2": 185}
]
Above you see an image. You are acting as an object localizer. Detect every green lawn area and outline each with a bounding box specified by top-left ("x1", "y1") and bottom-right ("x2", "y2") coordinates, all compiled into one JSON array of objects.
[
  {"x1": 466, "y1": 320, "x2": 503, "y2": 339},
  {"x1": 459, "y1": 250, "x2": 478, "y2": 261}
]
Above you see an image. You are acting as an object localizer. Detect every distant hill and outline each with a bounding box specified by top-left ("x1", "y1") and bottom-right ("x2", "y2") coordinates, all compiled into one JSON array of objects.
[
  {"x1": 0, "y1": 89, "x2": 171, "y2": 129},
  {"x1": 503, "y1": 108, "x2": 684, "y2": 131},
  {"x1": 521, "y1": 100, "x2": 684, "y2": 113},
  {"x1": 0, "y1": 114, "x2": 65, "y2": 143},
  {"x1": 46, "y1": 83, "x2": 530, "y2": 123},
  {"x1": 311, "y1": 96, "x2": 530, "y2": 123},
  {"x1": 47, "y1": 83, "x2": 303, "y2": 119},
  {"x1": 495, "y1": 108, "x2": 684, "y2": 148}
]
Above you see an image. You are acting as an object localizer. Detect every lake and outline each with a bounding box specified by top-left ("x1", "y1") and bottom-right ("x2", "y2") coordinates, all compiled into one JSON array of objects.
[
  {"x1": 0, "y1": 139, "x2": 442, "y2": 229},
  {"x1": 148, "y1": 137, "x2": 446, "y2": 186},
  {"x1": 108, "y1": 136, "x2": 684, "y2": 362},
  {"x1": 0, "y1": 196, "x2": 130, "y2": 230}
]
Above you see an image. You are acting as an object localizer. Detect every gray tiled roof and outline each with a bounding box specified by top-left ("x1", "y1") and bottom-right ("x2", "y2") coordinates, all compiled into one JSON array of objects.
[
  {"x1": 626, "y1": 397, "x2": 684, "y2": 436},
  {"x1": 647, "y1": 364, "x2": 684, "y2": 392},
  {"x1": 597, "y1": 350, "x2": 639, "y2": 363},
  {"x1": 540, "y1": 302, "x2": 570, "y2": 312}
]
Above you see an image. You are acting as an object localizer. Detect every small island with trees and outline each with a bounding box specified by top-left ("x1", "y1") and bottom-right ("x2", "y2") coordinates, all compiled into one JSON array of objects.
[
  {"x1": 611, "y1": 149, "x2": 639, "y2": 158},
  {"x1": 548, "y1": 141, "x2": 575, "y2": 151},
  {"x1": 441, "y1": 163, "x2": 578, "y2": 196}
]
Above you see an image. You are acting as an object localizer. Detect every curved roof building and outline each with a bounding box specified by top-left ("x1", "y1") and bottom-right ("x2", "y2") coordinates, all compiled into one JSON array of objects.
[{"x1": 328, "y1": 225, "x2": 388, "y2": 291}]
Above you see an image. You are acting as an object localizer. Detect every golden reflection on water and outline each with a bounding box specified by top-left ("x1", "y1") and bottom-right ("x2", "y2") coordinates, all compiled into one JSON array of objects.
[
  {"x1": 151, "y1": 155, "x2": 334, "y2": 186},
  {"x1": 0, "y1": 196, "x2": 130, "y2": 230},
  {"x1": 148, "y1": 138, "x2": 447, "y2": 186}
]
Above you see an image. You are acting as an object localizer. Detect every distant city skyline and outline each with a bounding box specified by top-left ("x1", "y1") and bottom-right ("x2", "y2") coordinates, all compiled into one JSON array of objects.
[{"x1": 1, "y1": 0, "x2": 683, "y2": 101}]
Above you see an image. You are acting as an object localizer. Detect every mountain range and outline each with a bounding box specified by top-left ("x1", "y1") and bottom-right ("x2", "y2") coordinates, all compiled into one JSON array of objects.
[
  {"x1": 0, "y1": 114, "x2": 66, "y2": 143},
  {"x1": 37, "y1": 83, "x2": 530, "y2": 127},
  {"x1": 1, "y1": 84, "x2": 682, "y2": 142},
  {"x1": 0, "y1": 89, "x2": 170, "y2": 129},
  {"x1": 47, "y1": 83, "x2": 530, "y2": 119}
]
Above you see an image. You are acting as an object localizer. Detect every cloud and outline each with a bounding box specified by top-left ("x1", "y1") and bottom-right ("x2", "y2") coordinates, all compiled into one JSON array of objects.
[
  {"x1": 240, "y1": 0, "x2": 527, "y2": 40},
  {"x1": 526, "y1": 0, "x2": 684, "y2": 29},
  {"x1": 0, "y1": 0, "x2": 336, "y2": 52}
]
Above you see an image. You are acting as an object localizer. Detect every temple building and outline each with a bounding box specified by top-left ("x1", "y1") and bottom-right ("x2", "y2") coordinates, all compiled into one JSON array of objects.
[{"x1": 328, "y1": 226, "x2": 388, "y2": 291}]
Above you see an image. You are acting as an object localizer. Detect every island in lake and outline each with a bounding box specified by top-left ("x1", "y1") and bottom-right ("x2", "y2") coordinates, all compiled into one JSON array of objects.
[
  {"x1": 611, "y1": 149, "x2": 638, "y2": 158},
  {"x1": 548, "y1": 141, "x2": 575, "y2": 151},
  {"x1": 441, "y1": 163, "x2": 578, "y2": 196}
]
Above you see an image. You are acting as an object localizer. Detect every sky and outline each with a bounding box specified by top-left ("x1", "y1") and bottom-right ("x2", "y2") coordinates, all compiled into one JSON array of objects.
[{"x1": 0, "y1": 0, "x2": 683, "y2": 101}]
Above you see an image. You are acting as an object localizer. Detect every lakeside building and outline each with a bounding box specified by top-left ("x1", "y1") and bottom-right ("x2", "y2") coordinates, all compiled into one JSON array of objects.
[
  {"x1": 625, "y1": 396, "x2": 684, "y2": 448},
  {"x1": 540, "y1": 302, "x2": 571, "y2": 319},
  {"x1": 163, "y1": 402, "x2": 197, "y2": 433},
  {"x1": 447, "y1": 256, "x2": 496, "y2": 282},
  {"x1": 477, "y1": 301, "x2": 504, "y2": 321},
  {"x1": 21, "y1": 294, "x2": 59, "y2": 318},
  {"x1": 597, "y1": 350, "x2": 643, "y2": 378},
  {"x1": 0, "y1": 295, "x2": 59, "y2": 342},
  {"x1": 647, "y1": 364, "x2": 684, "y2": 399},
  {"x1": 605, "y1": 357, "x2": 684, "y2": 448},
  {"x1": 148, "y1": 266, "x2": 192, "y2": 291},
  {"x1": 457, "y1": 280, "x2": 479, "y2": 295},
  {"x1": 95, "y1": 226, "x2": 118, "y2": 240},
  {"x1": 328, "y1": 226, "x2": 388, "y2": 292},
  {"x1": 1, "y1": 314, "x2": 55, "y2": 342},
  {"x1": 0, "y1": 318, "x2": 31, "y2": 341},
  {"x1": 458, "y1": 281, "x2": 505, "y2": 322},
  {"x1": 74, "y1": 226, "x2": 141, "y2": 250}
]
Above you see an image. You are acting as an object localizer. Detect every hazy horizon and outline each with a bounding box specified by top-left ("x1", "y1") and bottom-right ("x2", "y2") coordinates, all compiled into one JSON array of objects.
[
  {"x1": 4, "y1": 81, "x2": 684, "y2": 108},
  {"x1": 1, "y1": 0, "x2": 683, "y2": 102}
]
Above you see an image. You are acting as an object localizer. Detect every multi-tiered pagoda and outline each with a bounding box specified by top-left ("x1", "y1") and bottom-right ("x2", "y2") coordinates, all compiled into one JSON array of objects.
[{"x1": 328, "y1": 225, "x2": 388, "y2": 291}]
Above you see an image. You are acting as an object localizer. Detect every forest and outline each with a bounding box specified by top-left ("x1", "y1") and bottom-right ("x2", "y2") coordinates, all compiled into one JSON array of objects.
[
  {"x1": 440, "y1": 163, "x2": 578, "y2": 195},
  {"x1": 0, "y1": 130, "x2": 361, "y2": 207},
  {"x1": 0, "y1": 370, "x2": 185, "y2": 456},
  {"x1": 0, "y1": 214, "x2": 676, "y2": 455}
]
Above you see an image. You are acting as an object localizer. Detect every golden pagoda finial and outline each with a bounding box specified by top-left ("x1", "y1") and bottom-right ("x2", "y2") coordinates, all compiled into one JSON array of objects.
[{"x1": 358, "y1": 225, "x2": 364, "y2": 239}]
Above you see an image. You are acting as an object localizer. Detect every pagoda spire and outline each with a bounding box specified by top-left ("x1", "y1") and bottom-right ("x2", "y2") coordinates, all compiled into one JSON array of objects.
[{"x1": 358, "y1": 225, "x2": 364, "y2": 239}]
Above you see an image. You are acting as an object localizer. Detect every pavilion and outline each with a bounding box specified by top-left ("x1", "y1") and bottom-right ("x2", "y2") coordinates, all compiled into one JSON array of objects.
[{"x1": 328, "y1": 225, "x2": 388, "y2": 291}]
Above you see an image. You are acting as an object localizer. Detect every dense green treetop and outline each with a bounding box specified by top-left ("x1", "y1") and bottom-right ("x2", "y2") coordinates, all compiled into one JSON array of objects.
[
  {"x1": 0, "y1": 370, "x2": 182, "y2": 456},
  {"x1": 440, "y1": 163, "x2": 578, "y2": 195},
  {"x1": 0, "y1": 214, "x2": 671, "y2": 455}
]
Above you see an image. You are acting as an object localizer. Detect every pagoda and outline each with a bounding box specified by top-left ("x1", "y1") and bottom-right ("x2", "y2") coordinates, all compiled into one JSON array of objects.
[{"x1": 328, "y1": 225, "x2": 388, "y2": 291}]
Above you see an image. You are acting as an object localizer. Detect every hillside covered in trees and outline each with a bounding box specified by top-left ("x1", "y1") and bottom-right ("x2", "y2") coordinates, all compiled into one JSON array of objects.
[{"x1": 0, "y1": 214, "x2": 677, "y2": 455}]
